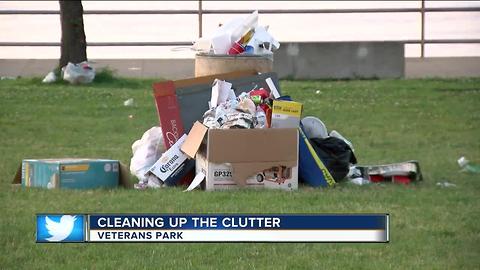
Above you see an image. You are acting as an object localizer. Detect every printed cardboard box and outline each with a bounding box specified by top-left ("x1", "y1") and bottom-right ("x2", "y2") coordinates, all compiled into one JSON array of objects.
[
  {"x1": 271, "y1": 100, "x2": 303, "y2": 128},
  {"x1": 148, "y1": 134, "x2": 195, "y2": 186},
  {"x1": 182, "y1": 122, "x2": 298, "y2": 191},
  {"x1": 12, "y1": 159, "x2": 132, "y2": 189}
]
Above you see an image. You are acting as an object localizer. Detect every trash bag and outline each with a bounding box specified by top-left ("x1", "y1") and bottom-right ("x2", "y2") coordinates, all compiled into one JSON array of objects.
[
  {"x1": 62, "y1": 61, "x2": 95, "y2": 84},
  {"x1": 130, "y1": 127, "x2": 166, "y2": 184},
  {"x1": 310, "y1": 137, "x2": 357, "y2": 181}
]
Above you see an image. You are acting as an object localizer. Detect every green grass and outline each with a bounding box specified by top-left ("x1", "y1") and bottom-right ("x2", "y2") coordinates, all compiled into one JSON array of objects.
[{"x1": 0, "y1": 76, "x2": 479, "y2": 269}]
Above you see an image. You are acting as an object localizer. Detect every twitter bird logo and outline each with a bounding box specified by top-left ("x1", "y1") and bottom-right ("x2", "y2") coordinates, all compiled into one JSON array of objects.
[
  {"x1": 37, "y1": 215, "x2": 85, "y2": 242},
  {"x1": 45, "y1": 215, "x2": 76, "y2": 241}
]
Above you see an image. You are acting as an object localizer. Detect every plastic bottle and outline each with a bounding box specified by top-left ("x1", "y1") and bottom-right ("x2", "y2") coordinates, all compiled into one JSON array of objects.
[
  {"x1": 255, "y1": 107, "x2": 267, "y2": 128},
  {"x1": 458, "y1": 157, "x2": 480, "y2": 173},
  {"x1": 230, "y1": 10, "x2": 258, "y2": 44},
  {"x1": 239, "y1": 29, "x2": 255, "y2": 46}
]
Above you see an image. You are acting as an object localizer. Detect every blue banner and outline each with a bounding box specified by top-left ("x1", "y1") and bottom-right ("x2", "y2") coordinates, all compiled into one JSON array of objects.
[
  {"x1": 36, "y1": 214, "x2": 389, "y2": 243},
  {"x1": 89, "y1": 214, "x2": 387, "y2": 230}
]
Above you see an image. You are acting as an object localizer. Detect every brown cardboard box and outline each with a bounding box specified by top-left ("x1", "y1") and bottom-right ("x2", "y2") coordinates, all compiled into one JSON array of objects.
[{"x1": 182, "y1": 122, "x2": 298, "y2": 191}]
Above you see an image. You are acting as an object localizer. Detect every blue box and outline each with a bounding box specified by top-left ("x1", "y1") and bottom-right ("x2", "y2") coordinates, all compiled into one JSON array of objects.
[{"x1": 14, "y1": 159, "x2": 122, "y2": 189}]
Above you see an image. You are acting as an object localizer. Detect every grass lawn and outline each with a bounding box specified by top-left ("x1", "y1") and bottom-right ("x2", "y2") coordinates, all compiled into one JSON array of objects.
[{"x1": 0, "y1": 76, "x2": 479, "y2": 269}]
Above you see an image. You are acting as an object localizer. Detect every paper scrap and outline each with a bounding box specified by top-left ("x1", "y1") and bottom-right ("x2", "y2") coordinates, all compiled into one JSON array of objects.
[
  {"x1": 210, "y1": 79, "x2": 233, "y2": 108},
  {"x1": 266, "y1": 77, "x2": 280, "y2": 98},
  {"x1": 184, "y1": 172, "x2": 205, "y2": 192}
]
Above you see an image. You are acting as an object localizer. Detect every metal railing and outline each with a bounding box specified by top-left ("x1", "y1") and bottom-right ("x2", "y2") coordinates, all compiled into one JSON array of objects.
[{"x1": 1, "y1": 0, "x2": 479, "y2": 58}]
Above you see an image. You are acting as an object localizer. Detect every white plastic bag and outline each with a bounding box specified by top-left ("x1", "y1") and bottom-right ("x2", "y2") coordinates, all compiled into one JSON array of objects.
[
  {"x1": 42, "y1": 71, "x2": 57, "y2": 83},
  {"x1": 62, "y1": 61, "x2": 95, "y2": 84},
  {"x1": 130, "y1": 127, "x2": 166, "y2": 185}
]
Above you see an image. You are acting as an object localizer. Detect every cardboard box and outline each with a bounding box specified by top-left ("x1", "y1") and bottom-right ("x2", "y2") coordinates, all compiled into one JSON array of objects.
[
  {"x1": 148, "y1": 134, "x2": 195, "y2": 186},
  {"x1": 271, "y1": 100, "x2": 303, "y2": 128},
  {"x1": 152, "y1": 70, "x2": 282, "y2": 149},
  {"x1": 182, "y1": 122, "x2": 298, "y2": 191},
  {"x1": 12, "y1": 159, "x2": 131, "y2": 189}
]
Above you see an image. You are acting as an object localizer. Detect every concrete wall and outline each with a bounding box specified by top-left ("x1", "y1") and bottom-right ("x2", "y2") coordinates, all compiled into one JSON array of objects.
[
  {"x1": 405, "y1": 57, "x2": 480, "y2": 78},
  {"x1": 0, "y1": 58, "x2": 195, "y2": 80},
  {"x1": 273, "y1": 42, "x2": 404, "y2": 79},
  {"x1": 1, "y1": 42, "x2": 479, "y2": 80}
]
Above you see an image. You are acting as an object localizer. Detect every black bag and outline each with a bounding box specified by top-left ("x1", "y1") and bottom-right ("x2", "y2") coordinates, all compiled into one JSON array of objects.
[{"x1": 310, "y1": 137, "x2": 357, "y2": 181}]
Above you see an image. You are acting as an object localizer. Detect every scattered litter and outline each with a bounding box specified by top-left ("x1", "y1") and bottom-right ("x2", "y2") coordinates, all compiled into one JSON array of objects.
[
  {"x1": 124, "y1": 98, "x2": 134, "y2": 106},
  {"x1": 134, "y1": 174, "x2": 163, "y2": 190},
  {"x1": 315, "y1": 90, "x2": 321, "y2": 94},
  {"x1": 347, "y1": 166, "x2": 370, "y2": 185},
  {"x1": 458, "y1": 156, "x2": 480, "y2": 173},
  {"x1": 42, "y1": 71, "x2": 57, "y2": 83},
  {"x1": 349, "y1": 177, "x2": 371, "y2": 185},
  {"x1": 128, "y1": 114, "x2": 134, "y2": 119},
  {"x1": 183, "y1": 172, "x2": 205, "y2": 192},
  {"x1": 301, "y1": 116, "x2": 328, "y2": 139},
  {"x1": 62, "y1": 61, "x2": 95, "y2": 84},
  {"x1": 436, "y1": 181, "x2": 457, "y2": 188},
  {"x1": 355, "y1": 161, "x2": 422, "y2": 185},
  {"x1": 1, "y1": 76, "x2": 17, "y2": 80}
]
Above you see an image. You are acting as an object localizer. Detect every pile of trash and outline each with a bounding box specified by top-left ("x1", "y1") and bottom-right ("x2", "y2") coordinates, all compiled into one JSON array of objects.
[
  {"x1": 202, "y1": 79, "x2": 270, "y2": 129},
  {"x1": 126, "y1": 71, "x2": 424, "y2": 191},
  {"x1": 193, "y1": 11, "x2": 280, "y2": 55}
]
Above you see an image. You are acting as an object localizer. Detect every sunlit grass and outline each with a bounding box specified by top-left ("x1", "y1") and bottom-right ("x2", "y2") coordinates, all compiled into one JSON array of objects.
[{"x1": 0, "y1": 77, "x2": 479, "y2": 269}]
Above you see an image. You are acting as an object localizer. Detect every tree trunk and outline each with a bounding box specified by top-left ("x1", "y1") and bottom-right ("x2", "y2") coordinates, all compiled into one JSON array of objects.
[{"x1": 59, "y1": 0, "x2": 87, "y2": 69}]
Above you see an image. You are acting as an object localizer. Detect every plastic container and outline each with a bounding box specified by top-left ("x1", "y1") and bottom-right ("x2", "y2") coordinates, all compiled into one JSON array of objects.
[{"x1": 458, "y1": 157, "x2": 480, "y2": 173}]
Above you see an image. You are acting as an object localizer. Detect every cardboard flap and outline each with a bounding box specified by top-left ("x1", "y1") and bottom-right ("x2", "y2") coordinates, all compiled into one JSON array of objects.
[
  {"x1": 152, "y1": 80, "x2": 185, "y2": 149},
  {"x1": 181, "y1": 121, "x2": 209, "y2": 159},
  {"x1": 207, "y1": 128, "x2": 298, "y2": 163},
  {"x1": 174, "y1": 70, "x2": 257, "y2": 88},
  {"x1": 12, "y1": 164, "x2": 21, "y2": 184},
  {"x1": 231, "y1": 161, "x2": 297, "y2": 186},
  {"x1": 152, "y1": 80, "x2": 176, "y2": 97},
  {"x1": 119, "y1": 162, "x2": 133, "y2": 188}
]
